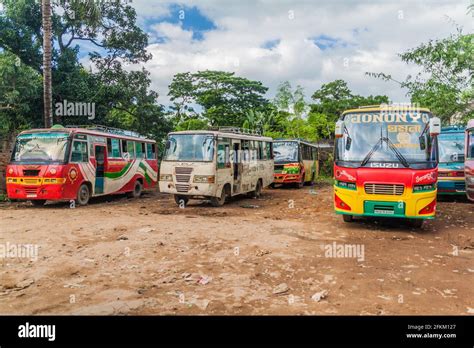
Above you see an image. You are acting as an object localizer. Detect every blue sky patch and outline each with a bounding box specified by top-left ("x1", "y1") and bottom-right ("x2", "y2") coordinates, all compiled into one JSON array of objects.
[
  {"x1": 311, "y1": 34, "x2": 348, "y2": 50},
  {"x1": 262, "y1": 39, "x2": 280, "y2": 50},
  {"x1": 152, "y1": 4, "x2": 217, "y2": 42}
]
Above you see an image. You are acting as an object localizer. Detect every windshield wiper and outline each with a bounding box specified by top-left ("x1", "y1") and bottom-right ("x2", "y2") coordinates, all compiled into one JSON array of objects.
[
  {"x1": 386, "y1": 137, "x2": 410, "y2": 168},
  {"x1": 359, "y1": 126, "x2": 410, "y2": 168}
]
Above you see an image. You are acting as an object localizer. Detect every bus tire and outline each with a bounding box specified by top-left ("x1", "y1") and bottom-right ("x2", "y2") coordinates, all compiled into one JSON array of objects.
[
  {"x1": 251, "y1": 180, "x2": 262, "y2": 198},
  {"x1": 297, "y1": 174, "x2": 305, "y2": 189},
  {"x1": 174, "y1": 195, "x2": 189, "y2": 207},
  {"x1": 342, "y1": 214, "x2": 353, "y2": 223},
  {"x1": 31, "y1": 200, "x2": 46, "y2": 207},
  {"x1": 269, "y1": 183, "x2": 276, "y2": 189},
  {"x1": 128, "y1": 180, "x2": 143, "y2": 198},
  {"x1": 410, "y1": 219, "x2": 424, "y2": 228},
  {"x1": 211, "y1": 187, "x2": 227, "y2": 207},
  {"x1": 76, "y1": 183, "x2": 91, "y2": 206}
]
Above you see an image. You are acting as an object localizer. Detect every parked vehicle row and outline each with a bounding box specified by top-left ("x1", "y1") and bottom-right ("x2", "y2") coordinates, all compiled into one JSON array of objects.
[{"x1": 4, "y1": 107, "x2": 473, "y2": 230}]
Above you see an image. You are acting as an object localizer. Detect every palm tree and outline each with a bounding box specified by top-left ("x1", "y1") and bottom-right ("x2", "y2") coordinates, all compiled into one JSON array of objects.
[{"x1": 42, "y1": 0, "x2": 52, "y2": 128}]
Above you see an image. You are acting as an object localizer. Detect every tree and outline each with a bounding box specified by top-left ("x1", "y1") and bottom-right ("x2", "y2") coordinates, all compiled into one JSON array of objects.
[
  {"x1": 42, "y1": 0, "x2": 52, "y2": 127},
  {"x1": 0, "y1": 0, "x2": 170, "y2": 141},
  {"x1": 367, "y1": 31, "x2": 474, "y2": 124},
  {"x1": 310, "y1": 79, "x2": 388, "y2": 122},
  {"x1": 168, "y1": 70, "x2": 269, "y2": 127}
]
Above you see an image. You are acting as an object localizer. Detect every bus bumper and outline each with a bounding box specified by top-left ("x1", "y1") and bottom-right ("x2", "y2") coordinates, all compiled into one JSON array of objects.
[
  {"x1": 334, "y1": 186, "x2": 436, "y2": 219},
  {"x1": 6, "y1": 179, "x2": 66, "y2": 201},
  {"x1": 159, "y1": 181, "x2": 217, "y2": 197},
  {"x1": 437, "y1": 179, "x2": 466, "y2": 195},
  {"x1": 273, "y1": 173, "x2": 302, "y2": 184}
]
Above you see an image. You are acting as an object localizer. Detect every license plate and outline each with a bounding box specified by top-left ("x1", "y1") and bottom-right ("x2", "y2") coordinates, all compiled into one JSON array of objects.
[
  {"x1": 26, "y1": 194, "x2": 37, "y2": 198},
  {"x1": 374, "y1": 209, "x2": 394, "y2": 215}
]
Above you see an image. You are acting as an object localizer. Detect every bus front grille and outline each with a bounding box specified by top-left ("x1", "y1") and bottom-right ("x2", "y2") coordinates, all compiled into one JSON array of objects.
[
  {"x1": 364, "y1": 183, "x2": 404, "y2": 196},
  {"x1": 175, "y1": 167, "x2": 192, "y2": 183},
  {"x1": 175, "y1": 167, "x2": 193, "y2": 175},
  {"x1": 175, "y1": 184, "x2": 190, "y2": 193}
]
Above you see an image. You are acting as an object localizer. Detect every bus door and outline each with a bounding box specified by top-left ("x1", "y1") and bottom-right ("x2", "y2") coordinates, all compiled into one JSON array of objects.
[
  {"x1": 216, "y1": 137, "x2": 232, "y2": 193},
  {"x1": 232, "y1": 140, "x2": 241, "y2": 194},
  {"x1": 94, "y1": 145, "x2": 107, "y2": 194}
]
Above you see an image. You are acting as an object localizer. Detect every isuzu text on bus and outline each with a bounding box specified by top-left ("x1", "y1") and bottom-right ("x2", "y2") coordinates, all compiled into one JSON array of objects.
[
  {"x1": 6, "y1": 125, "x2": 158, "y2": 206},
  {"x1": 334, "y1": 105, "x2": 441, "y2": 228}
]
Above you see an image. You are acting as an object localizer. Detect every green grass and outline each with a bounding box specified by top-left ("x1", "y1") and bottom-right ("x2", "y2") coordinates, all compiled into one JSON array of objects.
[
  {"x1": 0, "y1": 193, "x2": 8, "y2": 202},
  {"x1": 315, "y1": 175, "x2": 334, "y2": 185}
]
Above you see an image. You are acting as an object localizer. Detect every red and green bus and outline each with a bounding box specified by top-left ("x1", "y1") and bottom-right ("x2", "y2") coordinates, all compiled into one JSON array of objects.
[
  {"x1": 466, "y1": 120, "x2": 474, "y2": 201},
  {"x1": 334, "y1": 105, "x2": 441, "y2": 228},
  {"x1": 6, "y1": 125, "x2": 158, "y2": 206}
]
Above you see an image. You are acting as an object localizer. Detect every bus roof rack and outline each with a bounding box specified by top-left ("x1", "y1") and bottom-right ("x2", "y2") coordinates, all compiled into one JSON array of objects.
[
  {"x1": 357, "y1": 105, "x2": 384, "y2": 109},
  {"x1": 214, "y1": 127, "x2": 262, "y2": 136},
  {"x1": 65, "y1": 125, "x2": 147, "y2": 139}
]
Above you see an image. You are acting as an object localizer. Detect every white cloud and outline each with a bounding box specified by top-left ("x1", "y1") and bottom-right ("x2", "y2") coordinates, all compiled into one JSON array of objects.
[{"x1": 128, "y1": 0, "x2": 473, "y2": 107}]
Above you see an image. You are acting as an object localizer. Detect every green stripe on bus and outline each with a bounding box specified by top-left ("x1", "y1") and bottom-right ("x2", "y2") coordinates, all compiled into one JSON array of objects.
[{"x1": 105, "y1": 162, "x2": 132, "y2": 179}]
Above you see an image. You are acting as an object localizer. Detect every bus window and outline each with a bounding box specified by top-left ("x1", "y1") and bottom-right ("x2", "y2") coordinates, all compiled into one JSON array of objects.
[
  {"x1": 258, "y1": 141, "x2": 263, "y2": 160},
  {"x1": 146, "y1": 143, "x2": 156, "y2": 159},
  {"x1": 71, "y1": 141, "x2": 88, "y2": 162},
  {"x1": 136, "y1": 142, "x2": 145, "y2": 159},
  {"x1": 127, "y1": 141, "x2": 135, "y2": 159},
  {"x1": 242, "y1": 140, "x2": 250, "y2": 162},
  {"x1": 107, "y1": 138, "x2": 121, "y2": 158},
  {"x1": 265, "y1": 142, "x2": 273, "y2": 160},
  {"x1": 217, "y1": 138, "x2": 231, "y2": 169}
]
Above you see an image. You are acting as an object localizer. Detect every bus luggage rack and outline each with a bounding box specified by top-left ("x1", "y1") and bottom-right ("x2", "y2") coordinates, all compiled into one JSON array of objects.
[
  {"x1": 214, "y1": 127, "x2": 262, "y2": 136},
  {"x1": 65, "y1": 125, "x2": 147, "y2": 139}
]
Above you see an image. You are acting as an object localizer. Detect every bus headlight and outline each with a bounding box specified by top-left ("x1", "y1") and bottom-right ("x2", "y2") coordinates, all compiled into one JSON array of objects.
[
  {"x1": 194, "y1": 175, "x2": 215, "y2": 184},
  {"x1": 160, "y1": 174, "x2": 173, "y2": 182},
  {"x1": 413, "y1": 183, "x2": 436, "y2": 193}
]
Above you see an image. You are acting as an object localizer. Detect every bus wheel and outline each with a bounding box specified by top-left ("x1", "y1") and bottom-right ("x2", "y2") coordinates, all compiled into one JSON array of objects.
[
  {"x1": 269, "y1": 183, "x2": 276, "y2": 189},
  {"x1": 76, "y1": 183, "x2": 90, "y2": 206},
  {"x1": 297, "y1": 175, "x2": 304, "y2": 189},
  {"x1": 31, "y1": 200, "x2": 46, "y2": 207},
  {"x1": 128, "y1": 180, "x2": 143, "y2": 198},
  {"x1": 251, "y1": 180, "x2": 262, "y2": 198},
  {"x1": 211, "y1": 187, "x2": 227, "y2": 207},
  {"x1": 342, "y1": 214, "x2": 353, "y2": 223},
  {"x1": 410, "y1": 219, "x2": 424, "y2": 228},
  {"x1": 174, "y1": 195, "x2": 189, "y2": 207}
]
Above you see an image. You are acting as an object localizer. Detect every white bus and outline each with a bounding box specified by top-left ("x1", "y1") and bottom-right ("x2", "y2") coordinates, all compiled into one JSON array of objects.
[{"x1": 159, "y1": 128, "x2": 274, "y2": 206}]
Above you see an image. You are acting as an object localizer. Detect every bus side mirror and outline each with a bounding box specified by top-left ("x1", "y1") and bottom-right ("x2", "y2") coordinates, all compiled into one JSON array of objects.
[
  {"x1": 335, "y1": 120, "x2": 344, "y2": 138},
  {"x1": 429, "y1": 117, "x2": 441, "y2": 136},
  {"x1": 165, "y1": 140, "x2": 170, "y2": 149}
]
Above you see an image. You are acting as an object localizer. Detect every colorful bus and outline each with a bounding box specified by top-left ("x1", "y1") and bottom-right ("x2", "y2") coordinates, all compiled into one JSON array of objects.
[
  {"x1": 6, "y1": 126, "x2": 158, "y2": 206},
  {"x1": 272, "y1": 139, "x2": 319, "y2": 188},
  {"x1": 159, "y1": 128, "x2": 274, "y2": 206},
  {"x1": 334, "y1": 105, "x2": 441, "y2": 228},
  {"x1": 466, "y1": 120, "x2": 474, "y2": 201},
  {"x1": 437, "y1": 126, "x2": 466, "y2": 195}
]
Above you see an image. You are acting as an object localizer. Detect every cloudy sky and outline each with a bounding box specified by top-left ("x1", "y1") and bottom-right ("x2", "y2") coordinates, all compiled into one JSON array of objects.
[{"x1": 123, "y1": 0, "x2": 473, "y2": 107}]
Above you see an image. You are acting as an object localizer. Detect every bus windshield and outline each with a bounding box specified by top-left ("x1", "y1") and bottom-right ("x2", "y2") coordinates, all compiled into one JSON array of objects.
[
  {"x1": 438, "y1": 132, "x2": 465, "y2": 163},
  {"x1": 164, "y1": 134, "x2": 215, "y2": 162},
  {"x1": 11, "y1": 132, "x2": 69, "y2": 163},
  {"x1": 273, "y1": 141, "x2": 298, "y2": 163},
  {"x1": 336, "y1": 112, "x2": 436, "y2": 168}
]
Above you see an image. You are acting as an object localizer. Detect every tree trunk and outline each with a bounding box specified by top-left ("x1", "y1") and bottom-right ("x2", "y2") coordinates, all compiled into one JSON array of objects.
[{"x1": 42, "y1": 0, "x2": 53, "y2": 128}]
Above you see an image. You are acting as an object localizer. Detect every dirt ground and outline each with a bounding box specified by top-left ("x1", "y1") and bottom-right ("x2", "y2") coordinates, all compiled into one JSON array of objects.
[{"x1": 0, "y1": 183, "x2": 473, "y2": 315}]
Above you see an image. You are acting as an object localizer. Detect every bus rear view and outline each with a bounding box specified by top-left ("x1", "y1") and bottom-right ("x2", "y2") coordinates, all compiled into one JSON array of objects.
[{"x1": 333, "y1": 105, "x2": 441, "y2": 228}]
